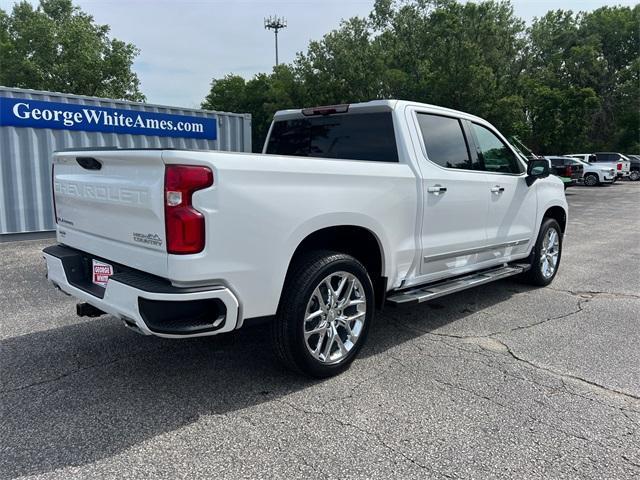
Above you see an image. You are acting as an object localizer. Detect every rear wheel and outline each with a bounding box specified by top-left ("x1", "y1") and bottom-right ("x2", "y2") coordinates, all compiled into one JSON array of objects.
[
  {"x1": 583, "y1": 173, "x2": 599, "y2": 186},
  {"x1": 521, "y1": 218, "x2": 563, "y2": 287},
  {"x1": 630, "y1": 170, "x2": 640, "y2": 181},
  {"x1": 272, "y1": 251, "x2": 374, "y2": 378}
]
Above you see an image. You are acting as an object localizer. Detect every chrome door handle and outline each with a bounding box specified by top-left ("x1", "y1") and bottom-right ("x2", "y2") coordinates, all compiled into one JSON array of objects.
[
  {"x1": 490, "y1": 185, "x2": 505, "y2": 193},
  {"x1": 427, "y1": 185, "x2": 447, "y2": 195}
]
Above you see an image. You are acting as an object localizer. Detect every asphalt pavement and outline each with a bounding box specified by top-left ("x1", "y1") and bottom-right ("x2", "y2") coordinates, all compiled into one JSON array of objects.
[{"x1": 1, "y1": 181, "x2": 639, "y2": 479}]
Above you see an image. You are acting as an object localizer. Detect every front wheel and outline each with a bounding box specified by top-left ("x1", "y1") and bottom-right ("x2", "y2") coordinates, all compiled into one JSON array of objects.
[
  {"x1": 583, "y1": 173, "x2": 599, "y2": 186},
  {"x1": 272, "y1": 251, "x2": 374, "y2": 378},
  {"x1": 630, "y1": 171, "x2": 640, "y2": 181},
  {"x1": 521, "y1": 218, "x2": 563, "y2": 286}
]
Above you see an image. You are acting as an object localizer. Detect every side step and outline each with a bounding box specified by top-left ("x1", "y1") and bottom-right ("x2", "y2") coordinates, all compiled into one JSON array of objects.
[{"x1": 386, "y1": 264, "x2": 530, "y2": 306}]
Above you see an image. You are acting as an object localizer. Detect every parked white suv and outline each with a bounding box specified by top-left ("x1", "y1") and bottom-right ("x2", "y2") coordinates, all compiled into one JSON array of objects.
[{"x1": 44, "y1": 100, "x2": 568, "y2": 377}]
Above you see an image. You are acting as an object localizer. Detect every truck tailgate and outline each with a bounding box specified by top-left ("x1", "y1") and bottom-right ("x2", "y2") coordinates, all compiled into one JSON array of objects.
[{"x1": 53, "y1": 150, "x2": 168, "y2": 275}]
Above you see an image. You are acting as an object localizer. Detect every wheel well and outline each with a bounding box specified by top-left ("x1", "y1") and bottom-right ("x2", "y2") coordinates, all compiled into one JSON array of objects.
[
  {"x1": 543, "y1": 206, "x2": 567, "y2": 233},
  {"x1": 287, "y1": 226, "x2": 386, "y2": 307}
]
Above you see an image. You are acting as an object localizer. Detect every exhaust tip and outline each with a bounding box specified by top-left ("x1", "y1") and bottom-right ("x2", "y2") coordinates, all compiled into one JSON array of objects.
[{"x1": 122, "y1": 317, "x2": 145, "y2": 335}]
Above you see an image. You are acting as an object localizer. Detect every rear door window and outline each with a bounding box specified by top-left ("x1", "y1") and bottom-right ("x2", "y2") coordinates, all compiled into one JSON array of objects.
[
  {"x1": 265, "y1": 112, "x2": 398, "y2": 162},
  {"x1": 595, "y1": 153, "x2": 616, "y2": 162},
  {"x1": 416, "y1": 113, "x2": 473, "y2": 170}
]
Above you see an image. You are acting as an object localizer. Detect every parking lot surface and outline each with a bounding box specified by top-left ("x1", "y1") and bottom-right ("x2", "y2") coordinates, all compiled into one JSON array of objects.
[{"x1": 1, "y1": 182, "x2": 639, "y2": 479}]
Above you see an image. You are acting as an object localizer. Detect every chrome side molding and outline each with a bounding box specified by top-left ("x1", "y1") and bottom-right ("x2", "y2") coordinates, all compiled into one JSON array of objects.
[{"x1": 423, "y1": 238, "x2": 530, "y2": 263}]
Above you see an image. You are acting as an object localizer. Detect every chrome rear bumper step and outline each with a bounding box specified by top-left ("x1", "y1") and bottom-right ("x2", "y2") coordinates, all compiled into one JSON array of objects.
[{"x1": 386, "y1": 264, "x2": 530, "y2": 305}]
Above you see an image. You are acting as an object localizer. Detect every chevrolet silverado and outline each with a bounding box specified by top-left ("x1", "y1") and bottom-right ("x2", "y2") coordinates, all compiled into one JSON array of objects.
[{"x1": 44, "y1": 100, "x2": 568, "y2": 377}]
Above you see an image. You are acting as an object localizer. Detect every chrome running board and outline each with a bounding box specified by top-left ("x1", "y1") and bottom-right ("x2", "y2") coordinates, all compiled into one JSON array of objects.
[{"x1": 386, "y1": 264, "x2": 530, "y2": 305}]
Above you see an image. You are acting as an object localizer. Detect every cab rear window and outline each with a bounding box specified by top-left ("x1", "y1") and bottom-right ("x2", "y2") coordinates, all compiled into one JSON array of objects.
[{"x1": 265, "y1": 112, "x2": 398, "y2": 162}]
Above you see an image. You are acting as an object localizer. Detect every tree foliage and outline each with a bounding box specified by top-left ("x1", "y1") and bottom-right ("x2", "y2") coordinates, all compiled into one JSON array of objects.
[
  {"x1": 203, "y1": 0, "x2": 639, "y2": 154},
  {"x1": 0, "y1": 0, "x2": 144, "y2": 101}
]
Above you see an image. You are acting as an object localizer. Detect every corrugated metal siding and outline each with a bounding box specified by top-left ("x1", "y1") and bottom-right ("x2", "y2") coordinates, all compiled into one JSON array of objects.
[{"x1": 0, "y1": 87, "x2": 251, "y2": 234}]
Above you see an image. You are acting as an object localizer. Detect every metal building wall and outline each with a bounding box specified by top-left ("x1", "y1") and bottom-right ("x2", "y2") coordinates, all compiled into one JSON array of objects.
[{"x1": 0, "y1": 87, "x2": 251, "y2": 235}]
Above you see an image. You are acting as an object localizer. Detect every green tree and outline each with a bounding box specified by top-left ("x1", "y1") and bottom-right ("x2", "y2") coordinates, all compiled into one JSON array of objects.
[
  {"x1": 370, "y1": 0, "x2": 528, "y2": 133},
  {"x1": 523, "y1": 5, "x2": 639, "y2": 152},
  {"x1": 581, "y1": 5, "x2": 640, "y2": 151},
  {"x1": 0, "y1": 0, "x2": 144, "y2": 101},
  {"x1": 522, "y1": 10, "x2": 602, "y2": 152},
  {"x1": 202, "y1": 66, "x2": 307, "y2": 150},
  {"x1": 202, "y1": 0, "x2": 639, "y2": 154}
]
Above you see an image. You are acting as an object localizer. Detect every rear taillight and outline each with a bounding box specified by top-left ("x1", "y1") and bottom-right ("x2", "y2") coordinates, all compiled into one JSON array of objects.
[
  {"x1": 52, "y1": 164, "x2": 57, "y2": 224},
  {"x1": 617, "y1": 163, "x2": 622, "y2": 170},
  {"x1": 164, "y1": 165, "x2": 213, "y2": 254}
]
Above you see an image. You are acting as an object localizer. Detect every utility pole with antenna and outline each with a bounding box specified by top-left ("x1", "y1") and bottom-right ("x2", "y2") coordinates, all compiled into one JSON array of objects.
[{"x1": 264, "y1": 15, "x2": 287, "y2": 66}]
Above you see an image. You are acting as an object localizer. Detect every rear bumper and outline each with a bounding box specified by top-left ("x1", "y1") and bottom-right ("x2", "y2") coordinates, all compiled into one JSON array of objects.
[{"x1": 43, "y1": 245, "x2": 239, "y2": 338}]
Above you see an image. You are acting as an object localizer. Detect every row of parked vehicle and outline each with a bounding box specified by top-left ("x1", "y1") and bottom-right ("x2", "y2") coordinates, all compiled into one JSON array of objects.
[{"x1": 544, "y1": 152, "x2": 640, "y2": 188}]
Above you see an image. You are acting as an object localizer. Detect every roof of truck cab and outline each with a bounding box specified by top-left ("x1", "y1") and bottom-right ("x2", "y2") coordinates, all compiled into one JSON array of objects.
[{"x1": 273, "y1": 99, "x2": 488, "y2": 124}]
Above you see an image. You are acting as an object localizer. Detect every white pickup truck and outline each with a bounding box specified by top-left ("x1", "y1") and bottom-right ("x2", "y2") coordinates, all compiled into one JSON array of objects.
[
  {"x1": 565, "y1": 153, "x2": 631, "y2": 180},
  {"x1": 44, "y1": 100, "x2": 568, "y2": 377}
]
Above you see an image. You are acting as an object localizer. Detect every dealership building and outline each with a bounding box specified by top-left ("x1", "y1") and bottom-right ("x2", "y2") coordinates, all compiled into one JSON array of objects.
[{"x1": 0, "y1": 86, "x2": 251, "y2": 237}]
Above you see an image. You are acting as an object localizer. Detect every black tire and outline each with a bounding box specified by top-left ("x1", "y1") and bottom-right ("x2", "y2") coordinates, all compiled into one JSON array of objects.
[
  {"x1": 271, "y1": 250, "x2": 375, "y2": 378},
  {"x1": 583, "y1": 173, "x2": 599, "y2": 186},
  {"x1": 521, "y1": 218, "x2": 563, "y2": 287},
  {"x1": 630, "y1": 171, "x2": 640, "y2": 181}
]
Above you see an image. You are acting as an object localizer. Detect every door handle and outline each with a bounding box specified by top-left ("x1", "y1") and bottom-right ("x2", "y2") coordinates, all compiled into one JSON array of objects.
[
  {"x1": 427, "y1": 185, "x2": 447, "y2": 195},
  {"x1": 490, "y1": 185, "x2": 505, "y2": 193}
]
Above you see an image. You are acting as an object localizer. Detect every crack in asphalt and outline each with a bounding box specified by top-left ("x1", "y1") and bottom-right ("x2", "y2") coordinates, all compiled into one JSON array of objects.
[
  {"x1": 298, "y1": 454, "x2": 331, "y2": 477},
  {"x1": 276, "y1": 399, "x2": 446, "y2": 476},
  {"x1": 415, "y1": 290, "x2": 590, "y2": 340},
  {"x1": 548, "y1": 288, "x2": 640, "y2": 300},
  {"x1": 621, "y1": 455, "x2": 640, "y2": 470},
  {"x1": 0, "y1": 358, "x2": 119, "y2": 397},
  {"x1": 486, "y1": 336, "x2": 640, "y2": 402},
  {"x1": 392, "y1": 316, "x2": 640, "y2": 446},
  {"x1": 321, "y1": 320, "x2": 636, "y2": 454},
  {"x1": 0, "y1": 345, "x2": 166, "y2": 414},
  {"x1": 384, "y1": 346, "x2": 621, "y2": 449},
  {"x1": 387, "y1": 288, "x2": 640, "y2": 406}
]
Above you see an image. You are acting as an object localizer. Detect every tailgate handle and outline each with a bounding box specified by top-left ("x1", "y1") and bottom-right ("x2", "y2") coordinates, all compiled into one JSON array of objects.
[{"x1": 76, "y1": 157, "x2": 102, "y2": 170}]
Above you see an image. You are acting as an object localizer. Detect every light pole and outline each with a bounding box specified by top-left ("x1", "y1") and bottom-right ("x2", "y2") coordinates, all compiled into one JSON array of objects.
[{"x1": 264, "y1": 15, "x2": 287, "y2": 66}]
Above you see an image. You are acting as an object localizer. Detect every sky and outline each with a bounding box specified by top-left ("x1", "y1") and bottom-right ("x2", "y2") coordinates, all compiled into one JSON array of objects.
[{"x1": 1, "y1": 0, "x2": 637, "y2": 108}]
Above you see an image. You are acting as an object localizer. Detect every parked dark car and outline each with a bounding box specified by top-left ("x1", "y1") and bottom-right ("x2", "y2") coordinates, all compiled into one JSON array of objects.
[
  {"x1": 626, "y1": 155, "x2": 640, "y2": 181},
  {"x1": 545, "y1": 156, "x2": 584, "y2": 189}
]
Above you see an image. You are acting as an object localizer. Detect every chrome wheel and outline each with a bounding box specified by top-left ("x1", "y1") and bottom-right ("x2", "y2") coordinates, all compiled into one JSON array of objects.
[
  {"x1": 584, "y1": 174, "x2": 598, "y2": 186},
  {"x1": 539, "y1": 227, "x2": 560, "y2": 279},
  {"x1": 303, "y1": 271, "x2": 366, "y2": 365}
]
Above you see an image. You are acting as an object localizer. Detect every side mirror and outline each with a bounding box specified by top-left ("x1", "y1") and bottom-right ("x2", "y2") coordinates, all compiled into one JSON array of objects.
[{"x1": 526, "y1": 159, "x2": 549, "y2": 186}]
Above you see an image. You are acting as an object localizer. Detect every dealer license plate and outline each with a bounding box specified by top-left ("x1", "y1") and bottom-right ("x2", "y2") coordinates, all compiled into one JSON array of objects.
[{"x1": 92, "y1": 259, "x2": 113, "y2": 287}]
